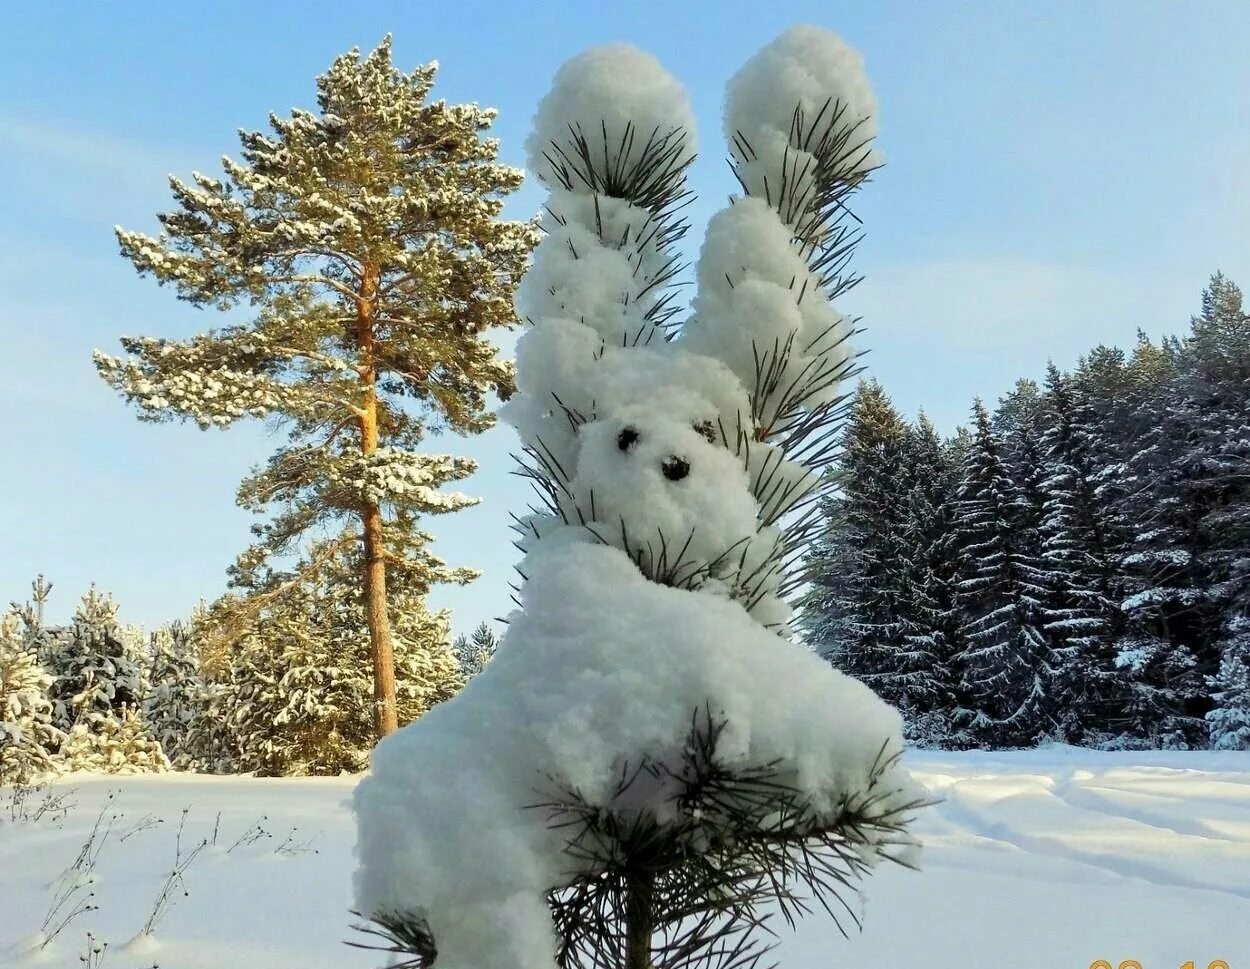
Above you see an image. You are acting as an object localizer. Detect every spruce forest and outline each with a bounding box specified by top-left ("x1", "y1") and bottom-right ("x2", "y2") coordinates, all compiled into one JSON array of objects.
[{"x1": 802, "y1": 273, "x2": 1250, "y2": 752}]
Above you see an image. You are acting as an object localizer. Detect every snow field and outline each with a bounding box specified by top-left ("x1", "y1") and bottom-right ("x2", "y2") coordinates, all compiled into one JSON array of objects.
[{"x1": 3, "y1": 748, "x2": 1248, "y2": 969}]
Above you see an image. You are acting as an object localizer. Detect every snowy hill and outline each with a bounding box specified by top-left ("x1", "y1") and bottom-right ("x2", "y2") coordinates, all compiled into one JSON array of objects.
[{"x1": 2, "y1": 748, "x2": 1247, "y2": 969}]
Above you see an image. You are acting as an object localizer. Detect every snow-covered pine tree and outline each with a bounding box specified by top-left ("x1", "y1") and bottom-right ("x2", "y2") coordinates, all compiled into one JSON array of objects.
[
  {"x1": 181, "y1": 671, "x2": 239, "y2": 775},
  {"x1": 199, "y1": 535, "x2": 465, "y2": 776},
  {"x1": 896, "y1": 412, "x2": 966, "y2": 746},
  {"x1": 800, "y1": 381, "x2": 913, "y2": 687},
  {"x1": 43, "y1": 588, "x2": 145, "y2": 735},
  {"x1": 0, "y1": 611, "x2": 62, "y2": 784},
  {"x1": 1036, "y1": 363, "x2": 1128, "y2": 742},
  {"x1": 994, "y1": 379, "x2": 1049, "y2": 547},
  {"x1": 1185, "y1": 274, "x2": 1250, "y2": 749},
  {"x1": 802, "y1": 398, "x2": 967, "y2": 746},
  {"x1": 950, "y1": 399, "x2": 1058, "y2": 747},
  {"x1": 354, "y1": 28, "x2": 924, "y2": 969},
  {"x1": 59, "y1": 706, "x2": 170, "y2": 775},
  {"x1": 1109, "y1": 333, "x2": 1211, "y2": 746},
  {"x1": 453, "y1": 621, "x2": 498, "y2": 680},
  {"x1": 94, "y1": 37, "x2": 539, "y2": 741},
  {"x1": 35, "y1": 587, "x2": 170, "y2": 774},
  {"x1": 144, "y1": 621, "x2": 203, "y2": 768}
]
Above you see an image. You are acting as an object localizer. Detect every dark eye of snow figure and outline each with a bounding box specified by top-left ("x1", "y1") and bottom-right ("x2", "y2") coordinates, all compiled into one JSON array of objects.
[
  {"x1": 661, "y1": 455, "x2": 690, "y2": 481},
  {"x1": 617, "y1": 426, "x2": 640, "y2": 452},
  {"x1": 693, "y1": 420, "x2": 717, "y2": 444}
]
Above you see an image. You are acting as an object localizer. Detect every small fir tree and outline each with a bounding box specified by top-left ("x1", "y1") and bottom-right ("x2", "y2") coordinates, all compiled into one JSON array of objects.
[
  {"x1": 94, "y1": 37, "x2": 540, "y2": 740},
  {"x1": 453, "y1": 621, "x2": 498, "y2": 680},
  {"x1": 43, "y1": 588, "x2": 145, "y2": 734},
  {"x1": 60, "y1": 706, "x2": 170, "y2": 775},
  {"x1": 199, "y1": 536, "x2": 465, "y2": 775},
  {"x1": 0, "y1": 612, "x2": 63, "y2": 784},
  {"x1": 144, "y1": 621, "x2": 204, "y2": 768}
]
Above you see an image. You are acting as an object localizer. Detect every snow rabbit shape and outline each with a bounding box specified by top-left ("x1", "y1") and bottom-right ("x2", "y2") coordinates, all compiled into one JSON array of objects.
[{"x1": 353, "y1": 28, "x2": 920, "y2": 969}]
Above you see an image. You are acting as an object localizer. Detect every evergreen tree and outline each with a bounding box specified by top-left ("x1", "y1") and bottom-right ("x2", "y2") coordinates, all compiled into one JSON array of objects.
[
  {"x1": 144, "y1": 620, "x2": 203, "y2": 768},
  {"x1": 453, "y1": 621, "x2": 498, "y2": 680},
  {"x1": 59, "y1": 706, "x2": 170, "y2": 775},
  {"x1": 1036, "y1": 363, "x2": 1127, "y2": 742},
  {"x1": 1112, "y1": 334, "x2": 1211, "y2": 746},
  {"x1": 950, "y1": 400, "x2": 1057, "y2": 746},
  {"x1": 800, "y1": 382, "x2": 915, "y2": 703},
  {"x1": 353, "y1": 31, "x2": 923, "y2": 969},
  {"x1": 1185, "y1": 274, "x2": 1250, "y2": 740},
  {"x1": 198, "y1": 537, "x2": 465, "y2": 775},
  {"x1": 995, "y1": 379, "x2": 1048, "y2": 543},
  {"x1": 0, "y1": 612, "x2": 62, "y2": 784},
  {"x1": 94, "y1": 37, "x2": 540, "y2": 740},
  {"x1": 1207, "y1": 616, "x2": 1250, "y2": 750},
  {"x1": 897, "y1": 413, "x2": 965, "y2": 745},
  {"x1": 42, "y1": 588, "x2": 145, "y2": 734},
  {"x1": 182, "y1": 674, "x2": 239, "y2": 775}
]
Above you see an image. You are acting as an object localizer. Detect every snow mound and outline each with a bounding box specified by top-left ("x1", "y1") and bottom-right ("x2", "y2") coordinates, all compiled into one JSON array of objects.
[{"x1": 353, "y1": 541, "x2": 917, "y2": 969}]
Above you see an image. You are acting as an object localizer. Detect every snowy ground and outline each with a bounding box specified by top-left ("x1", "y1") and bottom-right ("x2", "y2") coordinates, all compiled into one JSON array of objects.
[{"x1": 2, "y1": 748, "x2": 1247, "y2": 969}]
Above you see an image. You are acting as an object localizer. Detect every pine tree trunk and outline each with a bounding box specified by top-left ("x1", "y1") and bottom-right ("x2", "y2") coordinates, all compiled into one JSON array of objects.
[
  {"x1": 624, "y1": 870, "x2": 654, "y2": 969},
  {"x1": 357, "y1": 262, "x2": 399, "y2": 739}
]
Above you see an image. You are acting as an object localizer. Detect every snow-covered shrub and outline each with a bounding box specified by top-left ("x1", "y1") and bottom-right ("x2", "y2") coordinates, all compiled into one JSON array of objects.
[
  {"x1": 59, "y1": 707, "x2": 170, "y2": 775},
  {"x1": 354, "y1": 26, "x2": 923, "y2": 969}
]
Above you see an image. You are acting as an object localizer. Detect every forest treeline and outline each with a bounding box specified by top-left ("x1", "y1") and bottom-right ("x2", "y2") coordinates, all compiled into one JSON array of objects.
[
  {"x1": 0, "y1": 577, "x2": 498, "y2": 781},
  {"x1": 801, "y1": 273, "x2": 1250, "y2": 751}
]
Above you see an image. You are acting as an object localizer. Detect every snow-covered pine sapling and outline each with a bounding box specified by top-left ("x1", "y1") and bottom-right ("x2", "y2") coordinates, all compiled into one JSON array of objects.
[
  {"x1": 353, "y1": 26, "x2": 926, "y2": 969},
  {"x1": 136, "y1": 808, "x2": 208, "y2": 941}
]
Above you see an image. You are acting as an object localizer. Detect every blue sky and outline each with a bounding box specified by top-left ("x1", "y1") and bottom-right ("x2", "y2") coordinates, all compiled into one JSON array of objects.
[{"x1": 2, "y1": 0, "x2": 1247, "y2": 634}]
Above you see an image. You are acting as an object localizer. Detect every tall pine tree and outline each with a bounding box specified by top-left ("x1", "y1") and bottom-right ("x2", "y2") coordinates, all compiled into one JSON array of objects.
[{"x1": 94, "y1": 38, "x2": 539, "y2": 740}]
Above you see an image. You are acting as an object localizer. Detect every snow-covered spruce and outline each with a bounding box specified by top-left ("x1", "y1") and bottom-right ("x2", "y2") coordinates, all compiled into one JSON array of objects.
[
  {"x1": 354, "y1": 28, "x2": 922, "y2": 969},
  {"x1": 0, "y1": 612, "x2": 62, "y2": 784}
]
